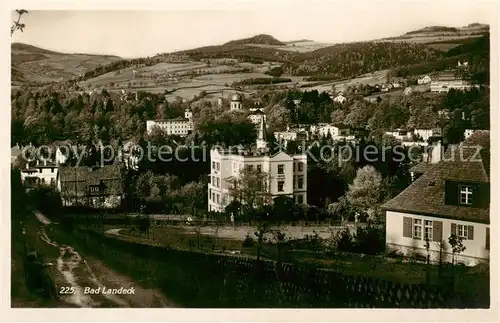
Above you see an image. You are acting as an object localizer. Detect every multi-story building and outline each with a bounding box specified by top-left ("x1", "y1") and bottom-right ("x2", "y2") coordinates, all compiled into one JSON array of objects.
[
  {"x1": 310, "y1": 124, "x2": 352, "y2": 140},
  {"x1": 248, "y1": 108, "x2": 266, "y2": 125},
  {"x1": 20, "y1": 159, "x2": 59, "y2": 188},
  {"x1": 146, "y1": 108, "x2": 193, "y2": 136},
  {"x1": 430, "y1": 71, "x2": 473, "y2": 93},
  {"x1": 208, "y1": 119, "x2": 308, "y2": 212}
]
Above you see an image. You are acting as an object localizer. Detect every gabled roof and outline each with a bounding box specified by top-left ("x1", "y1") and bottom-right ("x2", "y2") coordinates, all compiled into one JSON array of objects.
[
  {"x1": 250, "y1": 109, "x2": 265, "y2": 115},
  {"x1": 382, "y1": 131, "x2": 490, "y2": 223}
]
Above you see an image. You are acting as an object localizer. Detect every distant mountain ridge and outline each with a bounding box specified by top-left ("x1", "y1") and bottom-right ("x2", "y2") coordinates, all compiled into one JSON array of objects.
[
  {"x1": 224, "y1": 34, "x2": 284, "y2": 46},
  {"x1": 11, "y1": 23, "x2": 489, "y2": 87}
]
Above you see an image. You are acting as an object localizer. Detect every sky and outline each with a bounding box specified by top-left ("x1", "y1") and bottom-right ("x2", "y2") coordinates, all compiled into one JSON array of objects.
[{"x1": 10, "y1": 1, "x2": 497, "y2": 58}]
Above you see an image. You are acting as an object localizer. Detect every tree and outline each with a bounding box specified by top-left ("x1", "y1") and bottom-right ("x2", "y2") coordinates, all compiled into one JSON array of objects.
[
  {"x1": 11, "y1": 9, "x2": 28, "y2": 35},
  {"x1": 229, "y1": 167, "x2": 272, "y2": 219},
  {"x1": 345, "y1": 165, "x2": 383, "y2": 220},
  {"x1": 266, "y1": 103, "x2": 292, "y2": 131},
  {"x1": 448, "y1": 234, "x2": 466, "y2": 291},
  {"x1": 331, "y1": 109, "x2": 347, "y2": 125},
  {"x1": 271, "y1": 229, "x2": 287, "y2": 262},
  {"x1": 254, "y1": 222, "x2": 270, "y2": 260},
  {"x1": 180, "y1": 181, "x2": 206, "y2": 218}
]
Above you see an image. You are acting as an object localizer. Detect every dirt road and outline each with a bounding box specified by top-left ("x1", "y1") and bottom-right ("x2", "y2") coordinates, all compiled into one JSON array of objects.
[{"x1": 33, "y1": 211, "x2": 177, "y2": 308}]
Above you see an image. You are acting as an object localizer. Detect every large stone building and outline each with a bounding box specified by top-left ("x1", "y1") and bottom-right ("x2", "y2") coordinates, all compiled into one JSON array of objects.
[
  {"x1": 430, "y1": 71, "x2": 474, "y2": 93},
  {"x1": 146, "y1": 108, "x2": 193, "y2": 136}
]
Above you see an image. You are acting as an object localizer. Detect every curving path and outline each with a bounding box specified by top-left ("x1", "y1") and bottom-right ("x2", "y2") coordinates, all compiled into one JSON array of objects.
[{"x1": 33, "y1": 212, "x2": 177, "y2": 308}]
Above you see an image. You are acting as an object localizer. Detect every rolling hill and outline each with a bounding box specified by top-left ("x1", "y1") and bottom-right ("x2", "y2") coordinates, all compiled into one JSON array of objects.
[
  {"x1": 224, "y1": 34, "x2": 284, "y2": 46},
  {"x1": 11, "y1": 23, "x2": 489, "y2": 92},
  {"x1": 378, "y1": 23, "x2": 489, "y2": 51},
  {"x1": 11, "y1": 42, "x2": 122, "y2": 86}
]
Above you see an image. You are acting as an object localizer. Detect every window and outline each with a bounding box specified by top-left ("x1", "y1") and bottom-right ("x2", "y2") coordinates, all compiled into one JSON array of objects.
[
  {"x1": 460, "y1": 186, "x2": 473, "y2": 205},
  {"x1": 216, "y1": 194, "x2": 220, "y2": 204},
  {"x1": 212, "y1": 161, "x2": 215, "y2": 169},
  {"x1": 457, "y1": 224, "x2": 468, "y2": 239},
  {"x1": 212, "y1": 177, "x2": 216, "y2": 186},
  {"x1": 298, "y1": 176, "x2": 304, "y2": 189},
  {"x1": 298, "y1": 162, "x2": 303, "y2": 172},
  {"x1": 424, "y1": 220, "x2": 433, "y2": 240},
  {"x1": 277, "y1": 181, "x2": 285, "y2": 192},
  {"x1": 277, "y1": 164, "x2": 284, "y2": 174},
  {"x1": 297, "y1": 194, "x2": 303, "y2": 204},
  {"x1": 248, "y1": 165, "x2": 254, "y2": 172},
  {"x1": 413, "y1": 219, "x2": 422, "y2": 239},
  {"x1": 257, "y1": 165, "x2": 262, "y2": 173},
  {"x1": 217, "y1": 162, "x2": 220, "y2": 171},
  {"x1": 90, "y1": 186, "x2": 99, "y2": 193},
  {"x1": 216, "y1": 178, "x2": 220, "y2": 188}
]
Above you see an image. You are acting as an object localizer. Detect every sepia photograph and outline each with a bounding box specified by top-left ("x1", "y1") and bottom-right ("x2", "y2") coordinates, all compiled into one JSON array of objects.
[{"x1": 4, "y1": 0, "x2": 498, "y2": 320}]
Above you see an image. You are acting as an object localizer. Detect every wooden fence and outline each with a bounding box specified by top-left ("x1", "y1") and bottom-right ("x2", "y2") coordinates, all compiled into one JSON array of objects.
[{"x1": 70, "y1": 227, "x2": 477, "y2": 308}]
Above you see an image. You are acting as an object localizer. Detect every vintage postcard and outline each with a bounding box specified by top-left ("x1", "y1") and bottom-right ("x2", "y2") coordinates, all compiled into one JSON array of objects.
[{"x1": 2, "y1": 0, "x2": 498, "y2": 322}]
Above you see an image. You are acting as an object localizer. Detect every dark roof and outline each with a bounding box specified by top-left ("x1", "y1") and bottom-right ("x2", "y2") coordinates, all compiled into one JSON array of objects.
[
  {"x1": 250, "y1": 109, "x2": 265, "y2": 115},
  {"x1": 59, "y1": 165, "x2": 123, "y2": 196},
  {"x1": 382, "y1": 131, "x2": 490, "y2": 223}
]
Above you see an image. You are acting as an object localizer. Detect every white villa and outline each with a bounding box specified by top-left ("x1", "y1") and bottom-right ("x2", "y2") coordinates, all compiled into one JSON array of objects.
[
  {"x1": 310, "y1": 124, "x2": 352, "y2": 140},
  {"x1": 20, "y1": 160, "x2": 59, "y2": 188},
  {"x1": 208, "y1": 119, "x2": 307, "y2": 213}
]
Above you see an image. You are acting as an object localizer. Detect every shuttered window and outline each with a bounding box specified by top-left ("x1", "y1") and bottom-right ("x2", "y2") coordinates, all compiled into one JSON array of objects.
[
  {"x1": 403, "y1": 216, "x2": 442, "y2": 241},
  {"x1": 451, "y1": 223, "x2": 474, "y2": 240}
]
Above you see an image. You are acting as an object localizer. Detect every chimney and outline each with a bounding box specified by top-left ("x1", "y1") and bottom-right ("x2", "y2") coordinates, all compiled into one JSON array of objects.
[{"x1": 430, "y1": 139, "x2": 442, "y2": 164}]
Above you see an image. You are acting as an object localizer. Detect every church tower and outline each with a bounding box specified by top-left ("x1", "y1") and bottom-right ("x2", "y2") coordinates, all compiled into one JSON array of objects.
[{"x1": 256, "y1": 114, "x2": 268, "y2": 150}]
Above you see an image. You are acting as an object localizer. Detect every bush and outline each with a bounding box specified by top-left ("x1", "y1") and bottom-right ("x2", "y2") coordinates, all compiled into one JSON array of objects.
[
  {"x1": 242, "y1": 234, "x2": 255, "y2": 248},
  {"x1": 353, "y1": 226, "x2": 385, "y2": 255},
  {"x1": 336, "y1": 228, "x2": 355, "y2": 252}
]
